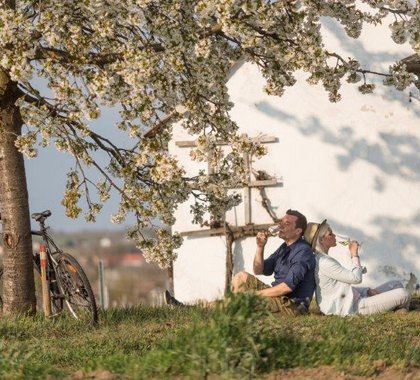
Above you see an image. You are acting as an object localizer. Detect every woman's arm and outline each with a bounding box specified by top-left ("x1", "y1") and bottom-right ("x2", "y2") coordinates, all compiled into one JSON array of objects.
[{"x1": 319, "y1": 255, "x2": 363, "y2": 284}]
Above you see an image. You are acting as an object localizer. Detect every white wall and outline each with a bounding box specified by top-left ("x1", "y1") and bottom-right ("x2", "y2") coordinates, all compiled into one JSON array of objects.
[{"x1": 170, "y1": 17, "x2": 420, "y2": 303}]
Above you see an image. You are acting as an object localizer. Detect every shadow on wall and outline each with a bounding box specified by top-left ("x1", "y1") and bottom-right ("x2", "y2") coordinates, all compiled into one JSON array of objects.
[
  {"x1": 321, "y1": 17, "x2": 420, "y2": 118},
  {"x1": 321, "y1": 17, "x2": 404, "y2": 68},
  {"x1": 255, "y1": 102, "x2": 420, "y2": 188},
  {"x1": 233, "y1": 238, "x2": 245, "y2": 275},
  {"x1": 319, "y1": 211, "x2": 420, "y2": 284}
]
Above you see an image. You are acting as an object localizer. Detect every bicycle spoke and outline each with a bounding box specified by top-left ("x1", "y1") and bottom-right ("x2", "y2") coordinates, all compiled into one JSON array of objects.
[{"x1": 55, "y1": 253, "x2": 98, "y2": 323}]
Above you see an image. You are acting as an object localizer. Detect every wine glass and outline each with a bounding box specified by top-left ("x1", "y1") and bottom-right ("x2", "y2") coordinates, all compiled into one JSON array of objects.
[
  {"x1": 335, "y1": 233, "x2": 350, "y2": 246},
  {"x1": 336, "y1": 233, "x2": 363, "y2": 251},
  {"x1": 267, "y1": 225, "x2": 280, "y2": 236}
]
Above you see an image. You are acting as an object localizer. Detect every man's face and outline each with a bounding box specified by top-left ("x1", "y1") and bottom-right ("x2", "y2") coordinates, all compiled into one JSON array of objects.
[{"x1": 277, "y1": 214, "x2": 302, "y2": 242}]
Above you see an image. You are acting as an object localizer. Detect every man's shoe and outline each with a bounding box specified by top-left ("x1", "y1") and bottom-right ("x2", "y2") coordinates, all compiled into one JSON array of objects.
[{"x1": 165, "y1": 290, "x2": 184, "y2": 306}]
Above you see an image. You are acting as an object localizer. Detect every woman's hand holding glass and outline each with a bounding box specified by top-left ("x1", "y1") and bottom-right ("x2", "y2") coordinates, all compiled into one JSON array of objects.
[
  {"x1": 335, "y1": 232, "x2": 367, "y2": 273},
  {"x1": 336, "y1": 234, "x2": 362, "y2": 256},
  {"x1": 349, "y1": 240, "x2": 361, "y2": 257}
]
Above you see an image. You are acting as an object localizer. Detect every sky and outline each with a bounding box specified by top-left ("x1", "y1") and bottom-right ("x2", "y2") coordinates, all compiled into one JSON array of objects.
[
  {"x1": 25, "y1": 107, "x2": 135, "y2": 232},
  {"x1": 25, "y1": 148, "x2": 123, "y2": 232}
]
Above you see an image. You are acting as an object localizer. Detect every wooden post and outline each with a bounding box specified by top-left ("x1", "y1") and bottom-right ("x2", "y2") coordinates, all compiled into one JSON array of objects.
[
  {"x1": 39, "y1": 245, "x2": 51, "y2": 317},
  {"x1": 98, "y1": 260, "x2": 106, "y2": 310},
  {"x1": 243, "y1": 152, "x2": 252, "y2": 224},
  {"x1": 167, "y1": 261, "x2": 174, "y2": 294}
]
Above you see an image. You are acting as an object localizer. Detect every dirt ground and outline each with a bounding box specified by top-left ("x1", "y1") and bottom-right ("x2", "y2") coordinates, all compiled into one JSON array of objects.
[
  {"x1": 68, "y1": 365, "x2": 420, "y2": 380},
  {"x1": 265, "y1": 365, "x2": 420, "y2": 380}
]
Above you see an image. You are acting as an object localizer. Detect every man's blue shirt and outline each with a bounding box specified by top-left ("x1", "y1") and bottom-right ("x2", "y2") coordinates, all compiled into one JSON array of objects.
[{"x1": 263, "y1": 237, "x2": 315, "y2": 305}]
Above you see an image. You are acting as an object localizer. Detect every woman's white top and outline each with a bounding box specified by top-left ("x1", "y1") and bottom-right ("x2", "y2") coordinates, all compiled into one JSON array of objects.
[{"x1": 315, "y1": 252, "x2": 364, "y2": 316}]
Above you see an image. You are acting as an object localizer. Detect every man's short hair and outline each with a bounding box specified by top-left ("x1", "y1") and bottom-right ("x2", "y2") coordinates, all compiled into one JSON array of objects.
[{"x1": 286, "y1": 209, "x2": 307, "y2": 235}]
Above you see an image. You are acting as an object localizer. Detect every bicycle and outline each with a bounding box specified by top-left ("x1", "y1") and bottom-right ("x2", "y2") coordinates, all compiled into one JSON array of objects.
[{"x1": 0, "y1": 210, "x2": 98, "y2": 324}]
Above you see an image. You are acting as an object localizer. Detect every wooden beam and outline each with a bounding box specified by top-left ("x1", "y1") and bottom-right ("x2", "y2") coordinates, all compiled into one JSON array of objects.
[
  {"x1": 188, "y1": 178, "x2": 282, "y2": 191},
  {"x1": 175, "y1": 136, "x2": 278, "y2": 148},
  {"x1": 243, "y1": 153, "x2": 251, "y2": 224},
  {"x1": 224, "y1": 179, "x2": 282, "y2": 189},
  {"x1": 248, "y1": 179, "x2": 280, "y2": 187},
  {"x1": 179, "y1": 223, "x2": 275, "y2": 238}
]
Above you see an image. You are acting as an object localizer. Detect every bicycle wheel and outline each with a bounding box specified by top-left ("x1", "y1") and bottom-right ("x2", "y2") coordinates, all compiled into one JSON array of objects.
[
  {"x1": 55, "y1": 253, "x2": 98, "y2": 324},
  {"x1": 47, "y1": 270, "x2": 65, "y2": 315}
]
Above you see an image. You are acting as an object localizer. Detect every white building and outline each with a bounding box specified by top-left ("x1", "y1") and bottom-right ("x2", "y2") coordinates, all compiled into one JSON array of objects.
[{"x1": 169, "y1": 17, "x2": 420, "y2": 303}]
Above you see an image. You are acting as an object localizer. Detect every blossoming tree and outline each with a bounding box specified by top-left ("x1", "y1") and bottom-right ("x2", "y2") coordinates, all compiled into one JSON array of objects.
[{"x1": 0, "y1": 0, "x2": 418, "y2": 315}]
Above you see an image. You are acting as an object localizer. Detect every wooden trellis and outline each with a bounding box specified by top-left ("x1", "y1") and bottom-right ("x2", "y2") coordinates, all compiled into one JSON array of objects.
[{"x1": 176, "y1": 136, "x2": 283, "y2": 295}]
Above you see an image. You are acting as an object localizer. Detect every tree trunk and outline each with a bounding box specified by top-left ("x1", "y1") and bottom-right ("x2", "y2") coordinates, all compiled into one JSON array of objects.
[{"x1": 0, "y1": 69, "x2": 36, "y2": 315}]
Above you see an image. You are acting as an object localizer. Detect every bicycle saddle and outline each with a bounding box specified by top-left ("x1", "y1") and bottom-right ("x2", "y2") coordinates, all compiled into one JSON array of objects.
[{"x1": 31, "y1": 210, "x2": 52, "y2": 221}]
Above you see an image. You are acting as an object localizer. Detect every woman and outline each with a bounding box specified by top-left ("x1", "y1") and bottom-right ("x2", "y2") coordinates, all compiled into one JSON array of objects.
[{"x1": 304, "y1": 220, "x2": 410, "y2": 316}]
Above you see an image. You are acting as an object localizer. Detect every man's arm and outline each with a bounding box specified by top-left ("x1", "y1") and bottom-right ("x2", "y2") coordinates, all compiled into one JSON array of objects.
[
  {"x1": 257, "y1": 282, "x2": 292, "y2": 297},
  {"x1": 253, "y1": 231, "x2": 268, "y2": 275},
  {"x1": 259, "y1": 246, "x2": 314, "y2": 298}
]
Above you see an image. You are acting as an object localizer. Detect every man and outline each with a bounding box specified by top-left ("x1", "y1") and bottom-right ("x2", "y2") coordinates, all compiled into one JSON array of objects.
[{"x1": 231, "y1": 209, "x2": 316, "y2": 315}]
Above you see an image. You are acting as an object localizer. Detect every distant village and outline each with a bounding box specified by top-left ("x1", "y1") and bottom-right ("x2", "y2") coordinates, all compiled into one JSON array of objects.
[{"x1": 0, "y1": 228, "x2": 169, "y2": 308}]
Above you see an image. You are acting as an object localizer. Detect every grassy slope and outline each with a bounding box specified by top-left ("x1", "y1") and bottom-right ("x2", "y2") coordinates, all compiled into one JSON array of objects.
[{"x1": 0, "y1": 294, "x2": 418, "y2": 379}]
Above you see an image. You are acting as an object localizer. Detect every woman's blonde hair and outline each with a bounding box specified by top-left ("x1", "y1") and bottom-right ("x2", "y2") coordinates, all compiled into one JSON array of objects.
[{"x1": 315, "y1": 223, "x2": 331, "y2": 253}]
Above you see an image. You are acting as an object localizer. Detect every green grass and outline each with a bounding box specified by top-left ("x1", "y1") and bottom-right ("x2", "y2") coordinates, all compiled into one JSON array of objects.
[{"x1": 0, "y1": 294, "x2": 418, "y2": 379}]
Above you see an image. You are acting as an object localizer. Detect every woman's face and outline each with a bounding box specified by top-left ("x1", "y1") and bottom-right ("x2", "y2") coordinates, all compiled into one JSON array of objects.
[{"x1": 320, "y1": 226, "x2": 337, "y2": 250}]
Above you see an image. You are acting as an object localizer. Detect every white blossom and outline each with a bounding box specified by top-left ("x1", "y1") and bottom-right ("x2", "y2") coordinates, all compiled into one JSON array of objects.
[{"x1": 0, "y1": 0, "x2": 418, "y2": 268}]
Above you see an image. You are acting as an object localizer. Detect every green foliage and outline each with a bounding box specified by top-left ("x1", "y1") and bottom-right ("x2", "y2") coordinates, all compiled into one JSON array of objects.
[
  {"x1": 136, "y1": 293, "x2": 292, "y2": 378},
  {"x1": 128, "y1": 293, "x2": 420, "y2": 378},
  {"x1": 0, "y1": 295, "x2": 418, "y2": 379}
]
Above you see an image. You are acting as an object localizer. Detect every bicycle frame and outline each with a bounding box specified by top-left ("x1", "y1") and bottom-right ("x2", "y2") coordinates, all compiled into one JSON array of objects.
[
  {"x1": 1, "y1": 210, "x2": 98, "y2": 323},
  {"x1": 31, "y1": 225, "x2": 65, "y2": 316},
  {"x1": 31, "y1": 229, "x2": 61, "y2": 267}
]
